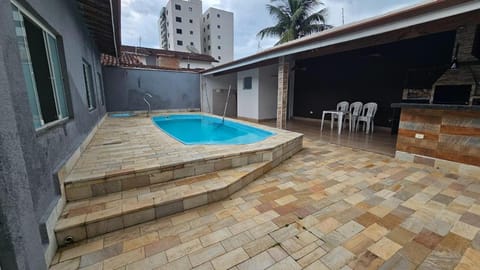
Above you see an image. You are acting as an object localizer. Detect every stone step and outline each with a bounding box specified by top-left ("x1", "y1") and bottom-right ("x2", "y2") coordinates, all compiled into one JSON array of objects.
[
  {"x1": 55, "y1": 161, "x2": 271, "y2": 246},
  {"x1": 64, "y1": 150, "x2": 273, "y2": 202}
]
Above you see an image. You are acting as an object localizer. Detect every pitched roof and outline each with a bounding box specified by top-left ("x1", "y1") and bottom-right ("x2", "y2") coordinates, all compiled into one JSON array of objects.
[
  {"x1": 121, "y1": 45, "x2": 218, "y2": 63},
  {"x1": 202, "y1": 0, "x2": 480, "y2": 75},
  {"x1": 101, "y1": 53, "x2": 142, "y2": 66},
  {"x1": 100, "y1": 53, "x2": 205, "y2": 72}
]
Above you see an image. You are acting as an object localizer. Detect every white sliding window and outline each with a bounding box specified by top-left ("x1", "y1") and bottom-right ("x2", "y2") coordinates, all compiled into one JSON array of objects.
[{"x1": 11, "y1": 2, "x2": 69, "y2": 129}]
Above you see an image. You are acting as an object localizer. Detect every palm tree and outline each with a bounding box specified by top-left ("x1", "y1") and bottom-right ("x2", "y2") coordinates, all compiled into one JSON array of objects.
[{"x1": 257, "y1": 0, "x2": 331, "y2": 45}]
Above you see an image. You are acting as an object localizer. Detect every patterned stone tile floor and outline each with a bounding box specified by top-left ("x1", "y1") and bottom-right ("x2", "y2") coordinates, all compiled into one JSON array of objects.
[
  {"x1": 263, "y1": 119, "x2": 397, "y2": 157},
  {"x1": 50, "y1": 137, "x2": 480, "y2": 270}
]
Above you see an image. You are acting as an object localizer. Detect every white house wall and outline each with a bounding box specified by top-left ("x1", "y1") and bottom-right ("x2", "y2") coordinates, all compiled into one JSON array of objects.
[
  {"x1": 202, "y1": 73, "x2": 236, "y2": 116},
  {"x1": 179, "y1": 59, "x2": 213, "y2": 69},
  {"x1": 237, "y1": 68, "x2": 259, "y2": 120},
  {"x1": 258, "y1": 64, "x2": 278, "y2": 120}
]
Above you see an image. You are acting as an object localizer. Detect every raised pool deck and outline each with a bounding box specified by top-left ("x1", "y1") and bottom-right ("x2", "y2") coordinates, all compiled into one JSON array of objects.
[
  {"x1": 65, "y1": 113, "x2": 302, "y2": 185},
  {"x1": 55, "y1": 113, "x2": 303, "y2": 245}
]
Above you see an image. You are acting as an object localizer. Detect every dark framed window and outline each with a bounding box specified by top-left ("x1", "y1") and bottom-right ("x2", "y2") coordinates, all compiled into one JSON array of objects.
[
  {"x1": 217, "y1": 14, "x2": 220, "y2": 18},
  {"x1": 82, "y1": 60, "x2": 96, "y2": 110},
  {"x1": 190, "y1": 30, "x2": 193, "y2": 35},
  {"x1": 189, "y1": 19, "x2": 193, "y2": 23},
  {"x1": 175, "y1": 4, "x2": 181, "y2": 10},
  {"x1": 243, "y1": 77, "x2": 252, "y2": 90},
  {"x1": 217, "y1": 25, "x2": 220, "y2": 29},
  {"x1": 11, "y1": 2, "x2": 69, "y2": 129},
  {"x1": 175, "y1": 17, "x2": 182, "y2": 22},
  {"x1": 218, "y1": 35, "x2": 221, "y2": 39},
  {"x1": 218, "y1": 46, "x2": 221, "y2": 50},
  {"x1": 176, "y1": 28, "x2": 182, "y2": 34},
  {"x1": 177, "y1": 40, "x2": 183, "y2": 46},
  {"x1": 188, "y1": 7, "x2": 192, "y2": 12},
  {"x1": 190, "y1": 42, "x2": 194, "y2": 46},
  {"x1": 96, "y1": 72, "x2": 105, "y2": 106},
  {"x1": 218, "y1": 56, "x2": 221, "y2": 60},
  {"x1": 207, "y1": 13, "x2": 210, "y2": 19}
]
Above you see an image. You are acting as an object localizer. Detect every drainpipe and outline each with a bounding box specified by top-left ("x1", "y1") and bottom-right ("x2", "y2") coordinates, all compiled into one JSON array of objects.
[{"x1": 109, "y1": 0, "x2": 119, "y2": 58}]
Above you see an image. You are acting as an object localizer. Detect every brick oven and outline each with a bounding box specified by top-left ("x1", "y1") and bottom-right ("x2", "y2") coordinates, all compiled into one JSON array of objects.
[{"x1": 431, "y1": 25, "x2": 480, "y2": 105}]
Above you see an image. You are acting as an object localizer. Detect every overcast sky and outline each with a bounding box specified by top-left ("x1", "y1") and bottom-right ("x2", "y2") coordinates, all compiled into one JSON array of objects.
[{"x1": 121, "y1": 0, "x2": 426, "y2": 59}]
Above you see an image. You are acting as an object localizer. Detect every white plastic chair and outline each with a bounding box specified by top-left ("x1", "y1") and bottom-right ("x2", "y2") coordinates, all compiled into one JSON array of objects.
[
  {"x1": 356, "y1": 102, "x2": 377, "y2": 134},
  {"x1": 332, "y1": 101, "x2": 349, "y2": 128},
  {"x1": 345, "y1": 101, "x2": 363, "y2": 132},
  {"x1": 321, "y1": 101, "x2": 349, "y2": 135}
]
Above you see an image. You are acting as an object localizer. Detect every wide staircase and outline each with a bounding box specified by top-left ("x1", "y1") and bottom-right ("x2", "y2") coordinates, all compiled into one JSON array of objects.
[{"x1": 54, "y1": 137, "x2": 303, "y2": 247}]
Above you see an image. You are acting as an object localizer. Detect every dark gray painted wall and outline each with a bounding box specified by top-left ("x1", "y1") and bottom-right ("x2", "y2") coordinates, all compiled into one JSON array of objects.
[
  {"x1": 1, "y1": 0, "x2": 107, "y2": 268},
  {"x1": 0, "y1": 4, "x2": 46, "y2": 268},
  {"x1": 103, "y1": 67, "x2": 201, "y2": 112}
]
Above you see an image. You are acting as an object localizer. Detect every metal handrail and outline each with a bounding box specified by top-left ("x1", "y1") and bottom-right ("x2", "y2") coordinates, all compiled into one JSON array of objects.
[
  {"x1": 222, "y1": 85, "x2": 232, "y2": 123},
  {"x1": 144, "y1": 92, "x2": 152, "y2": 117}
]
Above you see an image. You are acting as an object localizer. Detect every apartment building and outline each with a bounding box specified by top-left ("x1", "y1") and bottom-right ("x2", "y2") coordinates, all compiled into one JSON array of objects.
[
  {"x1": 202, "y1": 7, "x2": 234, "y2": 65},
  {"x1": 159, "y1": 0, "x2": 234, "y2": 65},
  {"x1": 159, "y1": 0, "x2": 202, "y2": 53}
]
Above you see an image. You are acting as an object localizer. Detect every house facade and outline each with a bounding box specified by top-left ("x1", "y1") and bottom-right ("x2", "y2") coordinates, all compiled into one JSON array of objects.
[
  {"x1": 120, "y1": 45, "x2": 217, "y2": 70},
  {"x1": 201, "y1": 0, "x2": 480, "y2": 173},
  {"x1": 0, "y1": 0, "x2": 120, "y2": 269}
]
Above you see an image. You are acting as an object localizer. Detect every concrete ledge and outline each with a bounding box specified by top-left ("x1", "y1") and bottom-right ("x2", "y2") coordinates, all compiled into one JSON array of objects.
[
  {"x1": 41, "y1": 114, "x2": 107, "y2": 266},
  {"x1": 55, "y1": 137, "x2": 302, "y2": 246},
  {"x1": 395, "y1": 150, "x2": 480, "y2": 178},
  {"x1": 56, "y1": 163, "x2": 267, "y2": 245}
]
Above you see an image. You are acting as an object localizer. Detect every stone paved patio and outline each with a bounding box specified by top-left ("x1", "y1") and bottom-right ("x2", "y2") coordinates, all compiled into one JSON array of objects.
[{"x1": 50, "y1": 135, "x2": 480, "y2": 270}]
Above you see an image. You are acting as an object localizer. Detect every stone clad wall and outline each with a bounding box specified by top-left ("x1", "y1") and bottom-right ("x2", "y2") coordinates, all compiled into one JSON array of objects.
[{"x1": 396, "y1": 108, "x2": 480, "y2": 176}]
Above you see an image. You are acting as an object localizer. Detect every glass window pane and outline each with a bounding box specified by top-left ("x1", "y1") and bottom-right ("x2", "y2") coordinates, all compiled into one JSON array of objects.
[
  {"x1": 11, "y1": 4, "x2": 43, "y2": 128},
  {"x1": 24, "y1": 17, "x2": 58, "y2": 123},
  {"x1": 97, "y1": 73, "x2": 105, "y2": 105},
  {"x1": 46, "y1": 34, "x2": 68, "y2": 119},
  {"x1": 82, "y1": 61, "x2": 96, "y2": 110}
]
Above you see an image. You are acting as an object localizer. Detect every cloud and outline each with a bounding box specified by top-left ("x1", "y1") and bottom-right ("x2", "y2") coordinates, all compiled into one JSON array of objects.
[
  {"x1": 323, "y1": 0, "x2": 426, "y2": 26},
  {"x1": 121, "y1": 0, "x2": 161, "y2": 49},
  {"x1": 121, "y1": 0, "x2": 425, "y2": 59}
]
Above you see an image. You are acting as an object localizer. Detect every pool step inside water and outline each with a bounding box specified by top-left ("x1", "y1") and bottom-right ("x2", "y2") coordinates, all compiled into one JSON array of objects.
[{"x1": 55, "y1": 162, "x2": 271, "y2": 246}]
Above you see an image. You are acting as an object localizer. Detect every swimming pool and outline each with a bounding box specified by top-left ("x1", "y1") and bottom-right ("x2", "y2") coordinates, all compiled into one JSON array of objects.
[
  {"x1": 110, "y1": 112, "x2": 136, "y2": 118},
  {"x1": 152, "y1": 114, "x2": 274, "y2": 145}
]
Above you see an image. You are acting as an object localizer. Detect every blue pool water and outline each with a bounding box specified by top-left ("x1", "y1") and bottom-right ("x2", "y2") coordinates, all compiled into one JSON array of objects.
[
  {"x1": 110, "y1": 112, "x2": 136, "y2": 118},
  {"x1": 152, "y1": 114, "x2": 274, "y2": 145}
]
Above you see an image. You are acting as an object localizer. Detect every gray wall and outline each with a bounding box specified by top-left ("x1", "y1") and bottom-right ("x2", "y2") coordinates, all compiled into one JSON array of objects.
[
  {"x1": 104, "y1": 67, "x2": 201, "y2": 112},
  {"x1": 0, "y1": 0, "x2": 107, "y2": 268}
]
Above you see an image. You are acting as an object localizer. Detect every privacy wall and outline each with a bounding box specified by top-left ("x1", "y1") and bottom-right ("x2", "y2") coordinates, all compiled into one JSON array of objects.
[{"x1": 103, "y1": 67, "x2": 201, "y2": 112}]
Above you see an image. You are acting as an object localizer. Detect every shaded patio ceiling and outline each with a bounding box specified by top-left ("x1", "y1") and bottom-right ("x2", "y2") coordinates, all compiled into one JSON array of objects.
[{"x1": 77, "y1": 0, "x2": 121, "y2": 56}]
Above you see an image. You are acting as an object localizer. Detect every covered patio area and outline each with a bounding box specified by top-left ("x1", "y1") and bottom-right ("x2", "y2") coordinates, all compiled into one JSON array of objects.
[
  {"x1": 264, "y1": 119, "x2": 397, "y2": 157},
  {"x1": 201, "y1": 1, "x2": 480, "y2": 161}
]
